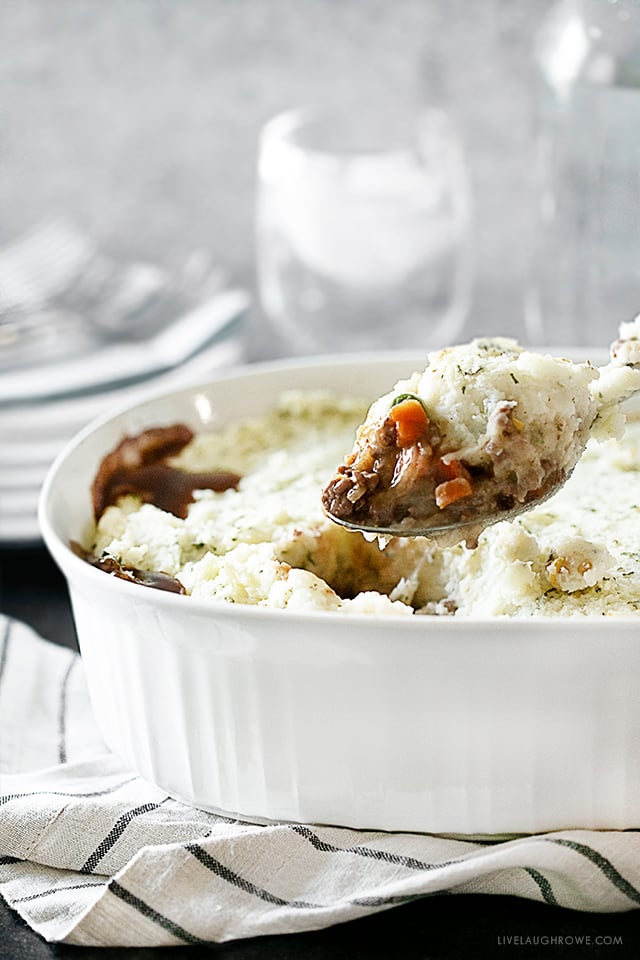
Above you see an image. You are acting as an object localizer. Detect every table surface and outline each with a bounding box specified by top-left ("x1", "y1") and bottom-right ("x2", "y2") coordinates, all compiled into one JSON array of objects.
[{"x1": 2, "y1": 543, "x2": 640, "y2": 958}]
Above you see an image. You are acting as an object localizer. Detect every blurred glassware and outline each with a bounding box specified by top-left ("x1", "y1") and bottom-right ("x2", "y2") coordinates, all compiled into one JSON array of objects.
[
  {"x1": 527, "y1": 0, "x2": 640, "y2": 347},
  {"x1": 256, "y1": 105, "x2": 472, "y2": 356}
]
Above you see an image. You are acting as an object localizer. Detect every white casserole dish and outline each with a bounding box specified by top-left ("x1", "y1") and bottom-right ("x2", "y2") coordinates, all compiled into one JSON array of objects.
[{"x1": 39, "y1": 352, "x2": 640, "y2": 836}]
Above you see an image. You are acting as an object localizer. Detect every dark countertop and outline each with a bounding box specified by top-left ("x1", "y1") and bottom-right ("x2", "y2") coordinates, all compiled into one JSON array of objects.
[{"x1": 2, "y1": 543, "x2": 640, "y2": 958}]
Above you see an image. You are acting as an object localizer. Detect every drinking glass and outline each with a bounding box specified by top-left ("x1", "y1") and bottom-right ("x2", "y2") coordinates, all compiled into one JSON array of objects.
[{"x1": 256, "y1": 105, "x2": 472, "y2": 356}]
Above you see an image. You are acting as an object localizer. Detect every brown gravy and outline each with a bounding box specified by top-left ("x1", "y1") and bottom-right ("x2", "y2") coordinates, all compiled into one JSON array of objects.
[
  {"x1": 92, "y1": 424, "x2": 241, "y2": 520},
  {"x1": 71, "y1": 541, "x2": 186, "y2": 594},
  {"x1": 80, "y1": 423, "x2": 242, "y2": 594}
]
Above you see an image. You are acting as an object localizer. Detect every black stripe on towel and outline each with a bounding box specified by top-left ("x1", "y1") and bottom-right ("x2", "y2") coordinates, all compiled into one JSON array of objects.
[
  {"x1": 186, "y1": 842, "x2": 444, "y2": 912},
  {"x1": 13, "y1": 880, "x2": 106, "y2": 904},
  {"x1": 0, "y1": 776, "x2": 139, "y2": 807},
  {"x1": 549, "y1": 838, "x2": 640, "y2": 906},
  {"x1": 58, "y1": 653, "x2": 76, "y2": 764},
  {"x1": 185, "y1": 843, "x2": 321, "y2": 908},
  {"x1": 81, "y1": 802, "x2": 162, "y2": 874},
  {"x1": 291, "y1": 823, "x2": 470, "y2": 872},
  {"x1": 109, "y1": 881, "x2": 209, "y2": 945},
  {"x1": 524, "y1": 867, "x2": 559, "y2": 906},
  {"x1": 352, "y1": 892, "x2": 443, "y2": 907},
  {"x1": 0, "y1": 618, "x2": 12, "y2": 694}
]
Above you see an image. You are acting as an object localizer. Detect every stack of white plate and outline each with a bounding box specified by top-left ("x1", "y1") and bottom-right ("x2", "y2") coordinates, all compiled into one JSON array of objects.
[{"x1": 1, "y1": 287, "x2": 249, "y2": 544}]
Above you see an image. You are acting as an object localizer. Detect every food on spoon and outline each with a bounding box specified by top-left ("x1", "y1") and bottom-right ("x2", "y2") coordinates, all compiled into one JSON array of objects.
[
  {"x1": 321, "y1": 326, "x2": 640, "y2": 544},
  {"x1": 322, "y1": 339, "x2": 597, "y2": 543}
]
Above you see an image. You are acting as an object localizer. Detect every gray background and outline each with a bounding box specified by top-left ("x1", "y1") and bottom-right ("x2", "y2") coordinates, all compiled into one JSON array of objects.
[{"x1": 0, "y1": 0, "x2": 553, "y2": 355}]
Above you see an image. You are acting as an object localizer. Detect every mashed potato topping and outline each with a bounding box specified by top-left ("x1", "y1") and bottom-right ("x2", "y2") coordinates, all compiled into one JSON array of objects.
[{"x1": 90, "y1": 387, "x2": 640, "y2": 618}]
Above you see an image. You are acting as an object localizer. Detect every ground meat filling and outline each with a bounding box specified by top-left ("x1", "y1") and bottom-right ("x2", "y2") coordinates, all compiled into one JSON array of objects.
[{"x1": 322, "y1": 395, "x2": 569, "y2": 532}]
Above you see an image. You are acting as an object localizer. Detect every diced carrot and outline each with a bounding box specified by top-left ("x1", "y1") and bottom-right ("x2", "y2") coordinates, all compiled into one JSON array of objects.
[
  {"x1": 389, "y1": 398, "x2": 429, "y2": 447},
  {"x1": 434, "y1": 476, "x2": 473, "y2": 509},
  {"x1": 437, "y1": 458, "x2": 471, "y2": 482}
]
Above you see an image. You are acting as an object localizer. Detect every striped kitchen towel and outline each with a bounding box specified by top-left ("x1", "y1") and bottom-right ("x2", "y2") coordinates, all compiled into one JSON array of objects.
[{"x1": 1, "y1": 613, "x2": 640, "y2": 947}]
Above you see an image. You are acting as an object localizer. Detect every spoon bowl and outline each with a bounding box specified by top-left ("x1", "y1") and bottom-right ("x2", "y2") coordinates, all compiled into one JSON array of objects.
[{"x1": 325, "y1": 470, "x2": 573, "y2": 547}]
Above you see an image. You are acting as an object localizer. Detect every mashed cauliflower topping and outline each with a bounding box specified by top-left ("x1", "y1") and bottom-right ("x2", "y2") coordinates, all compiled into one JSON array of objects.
[{"x1": 90, "y1": 387, "x2": 640, "y2": 619}]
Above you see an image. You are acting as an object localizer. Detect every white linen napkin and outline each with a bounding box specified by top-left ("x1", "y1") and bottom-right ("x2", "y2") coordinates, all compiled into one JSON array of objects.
[{"x1": 1, "y1": 613, "x2": 640, "y2": 947}]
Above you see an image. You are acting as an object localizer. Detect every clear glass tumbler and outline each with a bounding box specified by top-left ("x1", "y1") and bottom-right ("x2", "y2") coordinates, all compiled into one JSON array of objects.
[
  {"x1": 256, "y1": 105, "x2": 472, "y2": 356},
  {"x1": 528, "y1": 0, "x2": 640, "y2": 347}
]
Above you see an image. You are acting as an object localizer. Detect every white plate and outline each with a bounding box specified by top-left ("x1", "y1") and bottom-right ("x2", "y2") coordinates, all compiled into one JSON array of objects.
[
  {"x1": 1, "y1": 486, "x2": 42, "y2": 511},
  {"x1": 1, "y1": 328, "x2": 246, "y2": 442},
  {"x1": 0, "y1": 440, "x2": 71, "y2": 468},
  {"x1": 0, "y1": 487, "x2": 42, "y2": 544},
  {"x1": 0, "y1": 463, "x2": 49, "y2": 489},
  {"x1": 0, "y1": 289, "x2": 248, "y2": 404},
  {"x1": 0, "y1": 509, "x2": 40, "y2": 543}
]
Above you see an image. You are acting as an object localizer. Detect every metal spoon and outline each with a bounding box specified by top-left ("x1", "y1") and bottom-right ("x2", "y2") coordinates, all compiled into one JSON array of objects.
[
  {"x1": 323, "y1": 456, "x2": 576, "y2": 548},
  {"x1": 324, "y1": 476, "x2": 573, "y2": 548}
]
